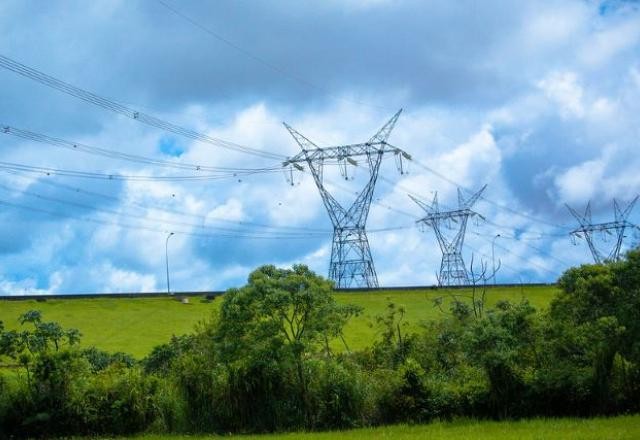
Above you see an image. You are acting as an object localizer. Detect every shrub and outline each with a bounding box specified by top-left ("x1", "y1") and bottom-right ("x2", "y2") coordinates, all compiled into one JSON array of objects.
[{"x1": 308, "y1": 359, "x2": 367, "y2": 429}]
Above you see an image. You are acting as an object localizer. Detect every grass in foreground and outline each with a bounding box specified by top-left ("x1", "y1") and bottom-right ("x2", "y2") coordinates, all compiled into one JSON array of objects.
[
  {"x1": 0, "y1": 285, "x2": 557, "y2": 358},
  {"x1": 132, "y1": 415, "x2": 640, "y2": 440}
]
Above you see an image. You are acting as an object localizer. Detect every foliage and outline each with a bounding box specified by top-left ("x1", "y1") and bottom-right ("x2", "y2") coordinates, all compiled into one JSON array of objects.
[
  {"x1": 82, "y1": 346, "x2": 136, "y2": 372},
  {"x1": 142, "y1": 334, "x2": 196, "y2": 375},
  {"x1": 2, "y1": 254, "x2": 640, "y2": 437},
  {"x1": 0, "y1": 310, "x2": 81, "y2": 361},
  {"x1": 209, "y1": 264, "x2": 362, "y2": 427},
  {"x1": 0, "y1": 312, "x2": 176, "y2": 438}
]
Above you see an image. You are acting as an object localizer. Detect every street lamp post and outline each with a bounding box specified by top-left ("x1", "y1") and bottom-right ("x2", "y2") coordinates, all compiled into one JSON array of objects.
[
  {"x1": 492, "y1": 234, "x2": 501, "y2": 285},
  {"x1": 165, "y1": 232, "x2": 174, "y2": 295}
]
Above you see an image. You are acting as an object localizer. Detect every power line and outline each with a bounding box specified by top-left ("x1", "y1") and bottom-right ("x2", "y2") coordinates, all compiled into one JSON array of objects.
[
  {"x1": 470, "y1": 231, "x2": 572, "y2": 268},
  {"x1": 0, "y1": 54, "x2": 285, "y2": 161},
  {"x1": 1, "y1": 124, "x2": 281, "y2": 174},
  {"x1": 478, "y1": 235, "x2": 562, "y2": 278},
  {"x1": 0, "y1": 56, "x2": 576, "y2": 234},
  {"x1": 1, "y1": 169, "x2": 330, "y2": 234},
  {"x1": 1, "y1": 171, "x2": 412, "y2": 238},
  {"x1": 389, "y1": 147, "x2": 572, "y2": 229},
  {"x1": 0, "y1": 197, "x2": 324, "y2": 241},
  {"x1": 482, "y1": 218, "x2": 569, "y2": 239},
  {"x1": 462, "y1": 241, "x2": 526, "y2": 280},
  {"x1": 463, "y1": 239, "x2": 562, "y2": 281},
  {"x1": 0, "y1": 181, "x2": 329, "y2": 238},
  {"x1": 0, "y1": 160, "x2": 282, "y2": 181}
]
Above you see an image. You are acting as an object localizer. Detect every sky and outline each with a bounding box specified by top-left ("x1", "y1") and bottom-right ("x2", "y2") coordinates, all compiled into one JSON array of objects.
[{"x1": 0, "y1": 0, "x2": 639, "y2": 294}]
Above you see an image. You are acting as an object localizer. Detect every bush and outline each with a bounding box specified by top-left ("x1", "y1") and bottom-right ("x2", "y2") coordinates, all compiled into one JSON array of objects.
[
  {"x1": 142, "y1": 334, "x2": 195, "y2": 375},
  {"x1": 0, "y1": 350, "x2": 173, "y2": 438},
  {"x1": 82, "y1": 346, "x2": 136, "y2": 372},
  {"x1": 308, "y1": 359, "x2": 368, "y2": 429}
]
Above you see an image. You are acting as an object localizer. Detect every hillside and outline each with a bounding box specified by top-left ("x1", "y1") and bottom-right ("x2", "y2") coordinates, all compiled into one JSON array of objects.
[{"x1": 0, "y1": 285, "x2": 557, "y2": 358}]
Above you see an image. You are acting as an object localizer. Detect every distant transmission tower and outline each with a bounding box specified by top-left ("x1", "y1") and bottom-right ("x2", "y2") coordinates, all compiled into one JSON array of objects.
[
  {"x1": 282, "y1": 110, "x2": 410, "y2": 288},
  {"x1": 411, "y1": 185, "x2": 487, "y2": 286},
  {"x1": 566, "y1": 196, "x2": 639, "y2": 264}
]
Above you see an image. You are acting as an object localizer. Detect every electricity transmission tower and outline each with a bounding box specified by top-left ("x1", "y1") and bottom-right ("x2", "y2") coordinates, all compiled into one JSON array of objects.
[
  {"x1": 566, "y1": 196, "x2": 639, "y2": 264},
  {"x1": 282, "y1": 110, "x2": 410, "y2": 288},
  {"x1": 411, "y1": 185, "x2": 487, "y2": 286}
]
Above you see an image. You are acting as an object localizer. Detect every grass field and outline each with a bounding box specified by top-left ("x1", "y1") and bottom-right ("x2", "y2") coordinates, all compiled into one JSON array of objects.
[
  {"x1": 133, "y1": 415, "x2": 640, "y2": 440},
  {"x1": 0, "y1": 285, "x2": 558, "y2": 358}
]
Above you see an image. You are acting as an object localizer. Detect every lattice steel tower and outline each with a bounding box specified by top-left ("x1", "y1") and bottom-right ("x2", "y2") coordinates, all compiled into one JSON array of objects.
[
  {"x1": 411, "y1": 185, "x2": 487, "y2": 286},
  {"x1": 567, "y1": 196, "x2": 639, "y2": 264},
  {"x1": 282, "y1": 110, "x2": 410, "y2": 288}
]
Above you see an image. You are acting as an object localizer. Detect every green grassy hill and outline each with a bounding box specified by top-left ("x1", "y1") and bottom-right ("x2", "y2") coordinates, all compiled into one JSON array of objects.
[{"x1": 0, "y1": 285, "x2": 558, "y2": 358}]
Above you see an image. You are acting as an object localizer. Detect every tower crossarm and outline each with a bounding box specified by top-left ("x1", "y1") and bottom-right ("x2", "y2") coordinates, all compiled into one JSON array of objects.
[
  {"x1": 282, "y1": 109, "x2": 408, "y2": 167},
  {"x1": 283, "y1": 141, "x2": 404, "y2": 165},
  {"x1": 569, "y1": 220, "x2": 634, "y2": 235},
  {"x1": 418, "y1": 208, "x2": 479, "y2": 223}
]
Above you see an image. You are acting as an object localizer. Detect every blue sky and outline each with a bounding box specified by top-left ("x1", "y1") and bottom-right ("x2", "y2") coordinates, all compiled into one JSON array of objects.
[{"x1": 0, "y1": 0, "x2": 639, "y2": 294}]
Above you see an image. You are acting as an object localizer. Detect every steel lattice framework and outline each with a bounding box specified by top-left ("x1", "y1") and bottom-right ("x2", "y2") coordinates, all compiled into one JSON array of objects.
[
  {"x1": 567, "y1": 196, "x2": 639, "y2": 264},
  {"x1": 411, "y1": 185, "x2": 487, "y2": 286},
  {"x1": 282, "y1": 110, "x2": 409, "y2": 288}
]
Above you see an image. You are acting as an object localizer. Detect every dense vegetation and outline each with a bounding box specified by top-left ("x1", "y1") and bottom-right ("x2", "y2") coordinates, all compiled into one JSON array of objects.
[{"x1": 1, "y1": 250, "x2": 639, "y2": 438}]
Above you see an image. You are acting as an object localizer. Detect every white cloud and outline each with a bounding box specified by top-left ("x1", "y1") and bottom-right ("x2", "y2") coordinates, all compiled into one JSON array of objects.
[
  {"x1": 554, "y1": 155, "x2": 606, "y2": 203},
  {"x1": 205, "y1": 198, "x2": 245, "y2": 223},
  {"x1": 0, "y1": 277, "x2": 52, "y2": 295},
  {"x1": 95, "y1": 263, "x2": 158, "y2": 293},
  {"x1": 537, "y1": 71, "x2": 585, "y2": 118},
  {"x1": 553, "y1": 145, "x2": 640, "y2": 205}
]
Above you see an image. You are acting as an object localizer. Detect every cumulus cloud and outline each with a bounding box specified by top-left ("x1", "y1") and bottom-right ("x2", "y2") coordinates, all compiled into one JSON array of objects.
[{"x1": 537, "y1": 72, "x2": 585, "y2": 118}]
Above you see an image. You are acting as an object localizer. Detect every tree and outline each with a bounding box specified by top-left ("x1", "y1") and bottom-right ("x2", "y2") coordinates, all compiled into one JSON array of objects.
[
  {"x1": 547, "y1": 248, "x2": 640, "y2": 412},
  {"x1": 213, "y1": 264, "x2": 362, "y2": 423},
  {"x1": 0, "y1": 310, "x2": 81, "y2": 381}
]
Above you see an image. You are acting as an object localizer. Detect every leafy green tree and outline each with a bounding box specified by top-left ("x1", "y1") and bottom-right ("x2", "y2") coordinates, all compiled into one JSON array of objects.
[
  {"x1": 213, "y1": 264, "x2": 361, "y2": 424},
  {"x1": 545, "y1": 248, "x2": 640, "y2": 412},
  {"x1": 16, "y1": 310, "x2": 81, "y2": 355},
  {"x1": 0, "y1": 310, "x2": 81, "y2": 383}
]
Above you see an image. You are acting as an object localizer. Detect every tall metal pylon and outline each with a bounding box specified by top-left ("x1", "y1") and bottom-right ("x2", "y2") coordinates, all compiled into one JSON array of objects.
[
  {"x1": 566, "y1": 196, "x2": 639, "y2": 264},
  {"x1": 411, "y1": 185, "x2": 487, "y2": 286},
  {"x1": 282, "y1": 110, "x2": 410, "y2": 288}
]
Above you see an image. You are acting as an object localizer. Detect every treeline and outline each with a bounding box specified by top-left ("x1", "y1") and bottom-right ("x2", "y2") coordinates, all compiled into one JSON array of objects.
[{"x1": 1, "y1": 251, "x2": 640, "y2": 437}]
